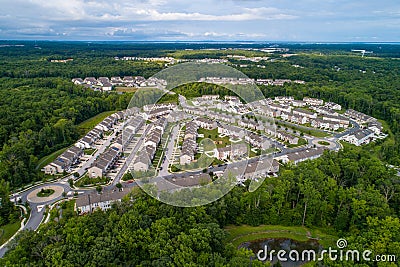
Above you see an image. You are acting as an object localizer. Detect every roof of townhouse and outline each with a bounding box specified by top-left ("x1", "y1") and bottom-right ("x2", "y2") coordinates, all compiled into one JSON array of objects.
[
  {"x1": 60, "y1": 151, "x2": 77, "y2": 161},
  {"x1": 145, "y1": 146, "x2": 156, "y2": 159},
  {"x1": 146, "y1": 132, "x2": 161, "y2": 145},
  {"x1": 368, "y1": 121, "x2": 382, "y2": 129},
  {"x1": 52, "y1": 158, "x2": 67, "y2": 167},
  {"x1": 68, "y1": 145, "x2": 82, "y2": 155},
  {"x1": 293, "y1": 108, "x2": 316, "y2": 115},
  {"x1": 244, "y1": 158, "x2": 276, "y2": 175},
  {"x1": 149, "y1": 107, "x2": 170, "y2": 116},
  {"x1": 154, "y1": 117, "x2": 167, "y2": 128},
  {"x1": 134, "y1": 150, "x2": 152, "y2": 166},
  {"x1": 277, "y1": 130, "x2": 297, "y2": 140},
  {"x1": 81, "y1": 136, "x2": 93, "y2": 144},
  {"x1": 352, "y1": 129, "x2": 374, "y2": 140},
  {"x1": 286, "y1": 147, "x2": 326, "y2": 162},
  {"x1": 76, "y1": 187, "x2": 132, "y2": 208},
  {"x1": 195, "y1": 117, "x2": 214, "y2": 124}
]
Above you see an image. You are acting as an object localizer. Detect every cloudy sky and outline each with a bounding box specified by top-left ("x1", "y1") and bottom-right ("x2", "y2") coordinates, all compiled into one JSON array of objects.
[{"x1": 0, "y1": 0, "x2": 399, "y2": 41}]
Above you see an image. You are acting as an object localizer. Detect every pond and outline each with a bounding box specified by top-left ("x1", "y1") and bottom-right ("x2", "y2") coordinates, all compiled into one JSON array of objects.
[{"x1": 240, "y1": 238, "x2": 322, "y2": 267}]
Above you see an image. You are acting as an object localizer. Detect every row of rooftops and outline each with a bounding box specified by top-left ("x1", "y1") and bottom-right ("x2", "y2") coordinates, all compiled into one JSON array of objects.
[
  {"x1": 345, "y1": 109, "x2": 376, "y2": 123},
  {"x1": 91, "y1": 145, "x2": 121, "y2": 173},
  {"x1": 181, "y1": 121, "x2": 199, "y2": 158},
  {"x1": 134, "y1": 118, "x2": 167, "y2": 167},
  {"x1": 72, "y1": 76, "x2": 167, "y2": 88},
  {"x1": 47, "y1": 145, "x2": 83, "y2": 170},
  {"x1": 276, "y1": 147, "x2": 327, "y2": 164}
]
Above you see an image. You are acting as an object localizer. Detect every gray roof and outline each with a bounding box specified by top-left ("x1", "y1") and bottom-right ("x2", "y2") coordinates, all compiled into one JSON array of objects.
[{"x1": 76, "y1": 187, "x2": 132, "y2": 208}]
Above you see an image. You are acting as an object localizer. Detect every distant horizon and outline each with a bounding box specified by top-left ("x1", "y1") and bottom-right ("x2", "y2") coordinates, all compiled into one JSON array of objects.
[
  {"x1": 1, "y1": 40, "x2": 400, "y2": 45},
  {"x1": 1, "y1": 0, "x2": 398, "y2": 42}
]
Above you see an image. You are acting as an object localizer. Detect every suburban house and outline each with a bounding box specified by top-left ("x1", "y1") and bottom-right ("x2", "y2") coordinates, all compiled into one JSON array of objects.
[
  {"x1": 180, "y1": 121, "x2": 199, "y2": 165},
  {"x1": 215, "y1": 143, "x2": 248, "y2": 160},
  {"x1": 274, "y1": 96, "x2": 294, "y2": 103},
  {"x1": 268, "y1": 103, "x2": 292, "y2": 113},
  {"x1": 368, "y1": 121, "x2": 383, "y2": 135},
  {"x1": 303, "y1": 97, "x2": 324, "y2": 106},
  {"x1": 340, "y1": 129, "x2": 374, "y2": 146},
  {"x1": 132, "y1": 150, "x2": 152, "y2": 172},
  {"x1": 72, "y1": 78, "x2": 84, "y2": 85},
  {"x1": 344, "y1": 109, "x2": 375, "y2": 123},
  {"x1": 311, "y1": 119, "x2": 340, "y2": 131},
  {"x1": 42, "y1": 145, "x2": 84, "y2": 175},
  {"x1": 245, "y1": 132, "x2": 270, "y2": 149},
  {"x1": 293, "y1": 108, "x2": 317, "y2": 119},
  {"x1": 275, "y1": 147, "x2": 326, "y2": 165},
  {"x1": 238, "y1": 158, "x2": 280, "y2": 182},
  {"x1": 322, "y1": 115, "x2": 350, "y2": 128},
  {"x1": 157, "y1": 173, "x2": 212, "y2": 191},
  {"x1": 202, "y1": 95, "x2": 219, "y2": 100},
  {"x1": 325, "y1": 102, "x2": 342, "y2": 110},
  {"x1": 292, "y1": 100, "x2": 307, "y2": 107},
  {"x1": 276, "y1": 131, "x2": 299, "y2": 145},
  {"x1": 88, "y1": 145, "x2": 121, "y2": 178},
  {"x1": 194, "y1": 118, "x2": 217, "y2": 130},
  {"x1": 75, "y1": 187, "x2": 131, "y2": 214},
  {"x1": 217, "y1": 123, "x2": 245, "y2": 139}
]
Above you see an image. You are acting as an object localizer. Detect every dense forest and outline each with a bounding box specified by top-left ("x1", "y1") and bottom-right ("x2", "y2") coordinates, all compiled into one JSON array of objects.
[{"x1": 0, "y1": 42, "x2": 399, "y2": 266}]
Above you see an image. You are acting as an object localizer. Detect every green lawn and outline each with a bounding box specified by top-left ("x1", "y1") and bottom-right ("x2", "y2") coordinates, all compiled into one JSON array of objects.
[
  {"x1": 84, "y1": 148, "x2": 96, "y2": 155},
  {"x1": 317, "y1": 141, "x2": 331, "y2": 146},
  {"x1": 197, "y1": 128, "x2": 230, "y2": 148},
  {"x1": 287, "y1": 138, "x2": 308, "y2": 148},
  {"x1": 37, "y1": 110, "x2": 116, "y2": 170},
  {"x1": 36, "y1": 146, "x2": 68, "y2": 170},
  {"x1": 225, "y1": 225, "x2": 337, "y2": 248},
  {"x1": 0, "y1": 221, "x2": 21, "y2": 246},
  {"x1": 277, "y1": 122, "x2": 331, "y2": 138},
  {"x1": 37, "y1": 189, "x2": 55, "y2": 197},
  {"x1": 75, "y1": 176, "x2": 110, "y2": 187},
  {"x1": 77, "y1": 110, "x2": 116, "y2": 134}
]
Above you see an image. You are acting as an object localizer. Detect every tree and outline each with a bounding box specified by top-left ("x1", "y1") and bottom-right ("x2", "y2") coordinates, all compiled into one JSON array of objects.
[
  {"x1": 96, "y1": 186, "x2": 102, "y2": 194},
  {"x1": 116, "y1": 183, "x2": 122, "y2": 191}
]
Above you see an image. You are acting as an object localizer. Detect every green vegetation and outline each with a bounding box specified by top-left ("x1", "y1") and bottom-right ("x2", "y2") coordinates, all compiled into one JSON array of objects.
[
  {"x1": 225, "y1": 225, "x2": 337, "y2": 248},
  {"x1": 75, "y1": 176, "x2": 110, "y2": 187},
  {"x1": 197, "y1": 128, "x2": 230, "y2": 148},
  {"x1": 287, "y1": 138, "x2": 308, "y2": 148},
  {"x1": 115, "y1": 87, "x2": 138, "y2": 93},
  {"x1": 36, "y1": 146, "x2": 68, "y2": 170},
  {"x1": 84, "y1": 148, "x2": 96, "y2": 155},
  {"x1": 77, "y1": 110, "x2": 116, "y2": 134},
  {"x1": 0, "y1": 221, "x2": 21, "y2": 246},
  {"x1": 37, "y1": 188, "x2": 55, "y2": 198},
  {"x1": 317, "y1": 141, "x2": 331, "y2": 146},
  {"x1": 277, "y1": 121, "x2": 331, "y2": 138}
]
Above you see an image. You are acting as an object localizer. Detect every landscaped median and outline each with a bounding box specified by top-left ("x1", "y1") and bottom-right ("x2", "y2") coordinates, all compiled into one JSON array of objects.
[{"x1": 225, "y1": 224, "x2": 337, "y2": 249}]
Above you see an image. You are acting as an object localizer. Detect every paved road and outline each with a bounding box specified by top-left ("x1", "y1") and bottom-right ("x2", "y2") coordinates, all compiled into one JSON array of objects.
[
  {"x1": 76, "y1": 122, "x2": 126, "y2": 177},
  {"x1": 111, "y1": 125, "x2": 151, "y2": 186},
  {"x1": 0, "y1": 181, "x2": 72, "y2": 257},
  {"x1": 159, "y1": 124, "x2": 180, "y2": 176}
]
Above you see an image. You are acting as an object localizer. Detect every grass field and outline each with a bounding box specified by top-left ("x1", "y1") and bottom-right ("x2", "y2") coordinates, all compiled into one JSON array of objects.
[
  {"x1": 225, "y1": 225, "x2": 337, "y2": 248},
  {"x1": 197, "y1": 128, "x2": 230, "y2": 148},
  {"x1": 77, "y1": 110, "x2": 116, "y2": 134},
  {"x1": 115, "y1": 87, "x2": 138, "y2": 93},
  {"x1": 36, "y1": 146, "x2": 68, "y2": 170},
  {"x1": 277, "y1": 122, "x2": 331, "y2": 138},
  {"x1": 0, "y1": 221, "x2": 21, "y2": 246}
]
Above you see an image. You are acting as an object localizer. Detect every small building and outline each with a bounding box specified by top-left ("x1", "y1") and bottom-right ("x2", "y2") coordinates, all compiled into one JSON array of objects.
[{"x1": 75, "y1": 187, "x2": 131, "y2": 214}]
